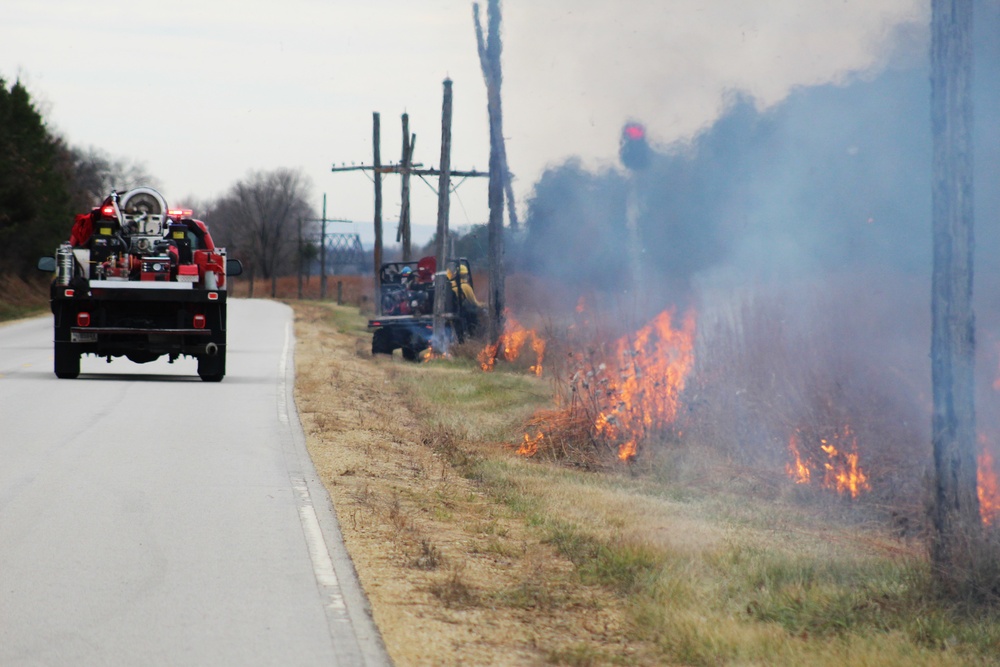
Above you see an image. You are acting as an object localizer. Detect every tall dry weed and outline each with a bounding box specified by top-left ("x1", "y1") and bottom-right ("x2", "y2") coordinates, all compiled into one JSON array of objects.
[{"x1": 684, "y1": 274, "x2": 931, "y2": 525}]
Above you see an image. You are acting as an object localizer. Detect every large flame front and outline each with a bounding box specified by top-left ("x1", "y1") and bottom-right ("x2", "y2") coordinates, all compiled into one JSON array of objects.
[
  {"x1": 514, "y1": 307, "x2": 696, "y2": 462},
  {"x1": 588, "y1": 310, "x2": 696, "y2": 461}
]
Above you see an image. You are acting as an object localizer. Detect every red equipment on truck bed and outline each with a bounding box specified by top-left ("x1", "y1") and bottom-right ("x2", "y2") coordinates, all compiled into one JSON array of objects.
[{"x1": 38, "y1": 187, "x2": 242, "y2": 381}]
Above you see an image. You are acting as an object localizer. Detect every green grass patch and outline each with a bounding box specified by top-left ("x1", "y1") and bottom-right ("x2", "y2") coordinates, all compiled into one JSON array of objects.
[
  {"x1": 0, "y1": 274, "x2": 49, "y2": 323},
  {"x1": 546, "y1": 521, "x2": 666, "y2": 595},
  {"x1": 296, "y1": 300, "x2": 370, "y2": 335},
  {"x1": 0, "y1": 303, "x2": 45, "y2": 322}
]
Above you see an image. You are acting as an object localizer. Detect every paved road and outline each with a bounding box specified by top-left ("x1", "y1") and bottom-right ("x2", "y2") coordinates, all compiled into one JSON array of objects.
[{"x1": 0, "y1": 299, "x2": 389, "y2": 666}]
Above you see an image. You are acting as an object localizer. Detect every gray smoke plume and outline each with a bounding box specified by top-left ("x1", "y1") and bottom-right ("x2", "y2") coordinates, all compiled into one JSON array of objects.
[{"x1": 513, "y1": 1, "x2": 1000, "y2": 515}]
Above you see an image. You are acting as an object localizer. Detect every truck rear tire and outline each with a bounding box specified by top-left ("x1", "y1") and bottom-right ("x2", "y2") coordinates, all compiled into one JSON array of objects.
[
  {"x1": 372, "y1": 328, "x2": 393, "y2": 356},
  {"x1": 198, "y1": 350, "x2": 225, "y2": 382},
  {"x1": 54, "y1": 343, "x2": 80, "y2": 379}
]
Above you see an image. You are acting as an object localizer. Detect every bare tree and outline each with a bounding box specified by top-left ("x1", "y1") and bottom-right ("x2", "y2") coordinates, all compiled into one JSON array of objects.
[
  {"x1": 473, "y1": 0, "x2": 512, "y2": 347},
  {"x1": 207, "y1": 168, "x2": 314, "y2": 293},
  {"x1": 70, "y1": 146, "x2": 159, "y2": 203}
]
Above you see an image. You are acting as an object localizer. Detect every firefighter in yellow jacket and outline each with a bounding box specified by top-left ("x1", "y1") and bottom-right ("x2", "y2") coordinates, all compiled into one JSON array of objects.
[{"x1": 449, "y1": 264, "x2": 483, "y2": 335}]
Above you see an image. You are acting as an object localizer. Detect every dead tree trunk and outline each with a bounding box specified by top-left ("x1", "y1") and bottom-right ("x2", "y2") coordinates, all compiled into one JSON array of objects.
[
  {"x1": 474, "y1": 0, "x2": 509, "y2": 347},
  {"x1": 930, "y1": 0, "x2": 980, "y2": 581}
]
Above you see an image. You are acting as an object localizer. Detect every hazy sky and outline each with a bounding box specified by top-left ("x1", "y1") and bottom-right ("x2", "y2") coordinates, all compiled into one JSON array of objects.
[{"x1": 3, "y1": 0, "x2": 926, "y2": 245}]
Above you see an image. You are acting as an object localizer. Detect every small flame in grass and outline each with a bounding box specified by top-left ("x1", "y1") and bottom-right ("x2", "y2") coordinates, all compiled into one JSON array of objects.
[
  {"x1": 478, "y1": 342, "x2": 498, "y2": 371},
  {"x1": 786, "y1": 433, "x2": 811, "y2": 484},
  {"x1": 421, "y1": 347, "x2": 451, "y2": 363},
  {"x1": 978, "y1": 449, "x2": 1000, "y2": 526},
  {"x1": 785, "y1": 426, "x2": 871, "y2": 499},
  {"x1": 529, "y1": 336, "x2": 546, "y2": 376},
  {"x1": 478, "y1": 314, "x2": 545, "y2": 376},
  {"x1": 518, "y1": 432, "x2": 543, "y2": 457},
  {"x1": 820, "y1": 435, "x2": 870, "y2": 499}
]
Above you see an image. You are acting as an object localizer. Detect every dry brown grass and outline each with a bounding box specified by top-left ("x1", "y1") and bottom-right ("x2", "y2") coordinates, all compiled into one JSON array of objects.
[{"x1": 293, "y1": 301, "x2": 646, "y2": 666}]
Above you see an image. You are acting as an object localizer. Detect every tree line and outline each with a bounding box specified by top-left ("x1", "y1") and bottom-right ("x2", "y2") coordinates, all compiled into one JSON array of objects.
[{"x1": 0, "y1": 77, "x2": 316, "y2": 282}]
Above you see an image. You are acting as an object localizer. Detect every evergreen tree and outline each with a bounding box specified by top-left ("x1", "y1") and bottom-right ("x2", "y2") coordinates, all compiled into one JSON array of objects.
[{"x1": 0, "y1": 78, "x2": 74, "y2": 276}]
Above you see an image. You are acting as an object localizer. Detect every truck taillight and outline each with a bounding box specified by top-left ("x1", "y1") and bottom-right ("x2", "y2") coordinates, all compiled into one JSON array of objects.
[
  {"x1": 193, "y1": 314, "x2": 206, "y2": 329},
  {"x1": 207, "y1": 292, "x2": 219, "y2": 301},
  {"x1": 77, "y1": 312, "x2": 91, "y2": 327}
]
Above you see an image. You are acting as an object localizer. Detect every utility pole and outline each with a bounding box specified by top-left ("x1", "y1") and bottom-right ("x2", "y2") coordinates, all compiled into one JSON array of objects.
[
  {"x1": 330, "y1": 98, "x2": 489, "y2": 326},
  {"x1": 432, "y1": 79, "x2": 454, "y2": 354},
  {"x1": 398, "y1": 113, "x2": 415, "y2": 261},
  {"x1": 320, "y1": 194, "x2": 328, "y2": 299},
  {"x1": 373, "y1": 112, "x2": 384, "y2": 311},
  {"x1": 297, "y1": 216, "x2": 303, "y2": 299},
  {"x1": 930, "y1": 0, "x2": 979, "y2": 582}
]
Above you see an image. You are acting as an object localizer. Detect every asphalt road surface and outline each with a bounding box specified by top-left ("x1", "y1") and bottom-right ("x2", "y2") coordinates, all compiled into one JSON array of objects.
[{"x1": 0, "y1": 299, "x2": 389, "y2": 666}]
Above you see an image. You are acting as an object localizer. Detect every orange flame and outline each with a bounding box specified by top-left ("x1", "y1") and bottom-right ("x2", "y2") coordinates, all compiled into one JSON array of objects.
[
  {"x1": 589, "y1": 309, "x2": 697, "y2": 461},
  {"x1": 786, "y1": 432, "x2": 811, "y2": 484},
  {"x1": 421, "y1": 347, "x2": 450, "y2": 363},
  {"x1": 978, "y1": 449, "x2": 1000, "y2": 526},
  {"x1": 518, "y1": 432, "x2": 543, "y2": 457},
  {"x1": 477, "y1": 342, "x2": 499, "y2": 371},
  {"x1": 479, "y1": 314, "x2": 546, "y2": 376},
  {"x1": 784, "y1": 426, "x2": 870, "y2": 498}
]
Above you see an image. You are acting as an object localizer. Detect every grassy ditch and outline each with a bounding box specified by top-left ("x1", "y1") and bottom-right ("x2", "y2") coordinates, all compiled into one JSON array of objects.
[
  {"x1": 0, "y1": 274, "x2": 49, "y2": 323},
  {"x1": 293, "y1": 301, "x2": 1000, "y2": 666}
]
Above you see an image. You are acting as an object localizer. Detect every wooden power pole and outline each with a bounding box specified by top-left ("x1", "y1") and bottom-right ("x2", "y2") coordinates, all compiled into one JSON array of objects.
[
  {"x1": 930, "y1": 0, "x2": 979, "y2": 580},
  {"x1": 331, "y1": 100, "x2": 487, "y2": 324},
  {"x1": 320, "y1": 194, "x2": 328, "y2": 299},
  {"x1": 373, "y1": 112, "x2": 384, "y2": 312},
  {"x1": 432, "y1": 79, "x2": 454, "y2": 353},
  {"x1": 399, "y1": 113, "x2": 415, "y2": 261}
]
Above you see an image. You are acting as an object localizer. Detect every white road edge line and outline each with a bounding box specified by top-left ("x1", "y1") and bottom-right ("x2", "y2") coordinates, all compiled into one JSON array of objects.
[
  {"x1": 277, "y1": 317, "x2": 391, "y2": 665},
  {"x1": 277, "y1": 324, "x2": 291, "y2": 425},
  {"x1": 292, "y1": 476, "x2": 348, "y2": 612},
  {"x1": 280, "y1": 323, "x2": 345, "y2": 612}
]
